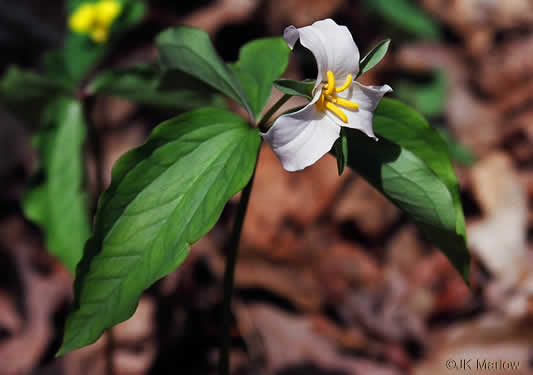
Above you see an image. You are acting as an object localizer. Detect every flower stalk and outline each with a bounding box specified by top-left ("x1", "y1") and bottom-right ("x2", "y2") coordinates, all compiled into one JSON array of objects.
[
  {"x1": 218, "y1": 158, "x2": 258, "y2": 375},
  {"x1": 258, "y1": 94, "x2": 291, "y2": 132}
]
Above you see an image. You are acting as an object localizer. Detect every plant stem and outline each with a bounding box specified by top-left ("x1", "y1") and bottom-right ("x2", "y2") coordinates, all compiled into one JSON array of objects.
[
  {"x1": 83, "y1": 96, "x2": 105, "y2": 212},
  {"x1": 83, "y1": 96, "x2": 113, "y2": 375},
  {"x1": 218, "y1": 164, "x2": 258, "y2": 375},
  {"x1": 105, "y1": 330, "x2": 115, "y2": 375},
  {"x1": 258, "y1": 94, "x2": 291, "y2": 132}
]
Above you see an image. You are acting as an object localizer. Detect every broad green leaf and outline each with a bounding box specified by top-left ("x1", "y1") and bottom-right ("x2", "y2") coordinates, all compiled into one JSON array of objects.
[
  {"x1": 156, "y1": 26, "x2": 253, "y2": 117},
  {"x1": 229, "y1": 38, "x2": 290, "y2": 120},
  {"x1": 23, "y1": 97, "x2": 90, "y2": 272},
  {"x1": 57, "y1": 108, "x2": 261, "y2": 355},
  {"x1": 88, "y1": 64, "x2": 224, "y2": 110},
  {"x1": 0, "y1": 66, "x2": 73, "y2": 126},
  {"x1": 333, "y1": 129, "x2": 348, "y2": 175},
  {"x1": 363, "y1": 0, "x2": 440, "y2": 40},
  {"x1": 274, "y1": 79, "x2": 314, "y2": 99},
  {"x1": 358, "y1": 39, "x2": 391, "y2": 78},
  {"x1": 346, "y1": 98, "x2": 469, "y2": 281}
]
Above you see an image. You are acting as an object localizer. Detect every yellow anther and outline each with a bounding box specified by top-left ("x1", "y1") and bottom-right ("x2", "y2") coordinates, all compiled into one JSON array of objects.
[
  {"x1": 335, "y1": 75, "x2": 353, "y2": 93},
  {"x1": 334, "y1": 97, "x2": 359, "y2": 110},
  {"x1": 324, "y1": 101, "x2": 348, "y2": 123},
  {"x1": 316, "y1": 94, "x2": 325, "y2": 111},
  {"x1": 69, "y1": 3, "x2": 96, "y2": 33},
  {"x1": 326, "y1": 71, "x2": 335, "y2": 95},
  {"x1": 95, "y1": 0, "x2": 122, "y2": 27},
  {"x1": 316, "y1": 71, "x2": 358, "y2": 123}
]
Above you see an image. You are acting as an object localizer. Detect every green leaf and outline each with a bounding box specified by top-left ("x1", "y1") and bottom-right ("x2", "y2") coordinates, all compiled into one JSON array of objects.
[
  {"x1": 229, "y1": 38, "x2": 290, "y2": 120},
  {"x1": 273, "y1": 79, "x2": 314, "y2": 99},
  {"x1": 363, "y1": 0, "x2": 440, "y2": 40},
  {"x1": 23, "y1": 97, "x2": 90, "y2": 273},
  {"x1": 62, "y1": 34, "x2": 106, "y2": 83},
  {"x1": 358, "y1": 39, "x2": 391, "y2": 78},
  {"x1": 88, "y1": 64, "x2": 224, "y2": 110},
  {"x1": 333, "y1": 129, "x2": 348, "y2": 175},
  {"x1": 0, "y1": 66, "x2": 71, "y2": 100},
  {"x1": 0, "y1": 66, "x2": 73, "y2": 126},
  {"x1": 57, "y1": 108, "x2": 261, "y2": 355},
  {"x1": 346, "y1": 98, "x2": 469, "y2": 281},
  {"x1": 156, "y1": 26, "x2": 253, "y2": 118}
]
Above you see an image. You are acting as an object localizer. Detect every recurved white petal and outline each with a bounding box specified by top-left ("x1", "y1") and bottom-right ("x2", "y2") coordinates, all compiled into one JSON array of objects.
[
  {"x1": 262, "y1": 94, "x2": 340, "y2": 171},
  {"x1": 283, "y1": 19, "x2": 360, "y2": 90},
  {"x1": 329, "y1": 82, "x2": 392, "y2": 138}
]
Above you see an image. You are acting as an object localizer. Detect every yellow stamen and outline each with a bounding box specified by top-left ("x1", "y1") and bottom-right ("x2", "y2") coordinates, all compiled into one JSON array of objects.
[
  {"x1": 335, "y1": 74, "x2": 353, "y2": 92},
  {"x1": 333, "y1": 97, "x2": 359, "y2": 110},
  {"x1": 316, "y1": 94, "x2": 325, "y2": 111},
  {"x1": 325, "y1": 101, "x2": 348, "y2": 123},
  {"x1": 326, "y1": 71, "x2": 335, "y2": 95},
  {"x1": 316, "y1": 71, "x2": 358, "y2": 123}
]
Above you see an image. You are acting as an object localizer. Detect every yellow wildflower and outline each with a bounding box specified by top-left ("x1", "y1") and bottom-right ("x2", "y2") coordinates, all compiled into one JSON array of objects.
[
  {"x1": 69, "y1": 3, "x2": 96, "y2": 33},
  {"x1": 95, "y1": 0, "x2": 122, "y2": 27},
  {"x1": 68, "y1": 0, "x2": 123, "y2": 43}
]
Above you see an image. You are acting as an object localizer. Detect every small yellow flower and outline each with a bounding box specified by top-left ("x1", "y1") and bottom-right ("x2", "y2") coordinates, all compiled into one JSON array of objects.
[
  {"x1": 68, "y1": 0, "x2": 123, "y2": 44},
  {"x1": 69, "y1": 3, "x2": 96, "y2": 33},
  {"x1": 95, "y1": 0, "x2": 122, "y2": 27}
]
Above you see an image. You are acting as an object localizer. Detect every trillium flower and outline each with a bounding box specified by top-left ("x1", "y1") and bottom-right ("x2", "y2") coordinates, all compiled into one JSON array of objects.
[{"x1": 262, "y1": 19, "x2": 392, "y2": 171}]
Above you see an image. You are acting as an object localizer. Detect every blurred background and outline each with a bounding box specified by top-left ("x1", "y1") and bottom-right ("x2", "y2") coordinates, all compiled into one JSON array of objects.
[{"x1": 1, "y1": 0, "x2": 533, "y2": 374}]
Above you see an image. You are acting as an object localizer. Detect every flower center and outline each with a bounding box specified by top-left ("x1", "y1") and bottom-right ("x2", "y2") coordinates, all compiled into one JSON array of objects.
[{"x1": 316, "y1": 71, "x2": 359, "y2": 123}]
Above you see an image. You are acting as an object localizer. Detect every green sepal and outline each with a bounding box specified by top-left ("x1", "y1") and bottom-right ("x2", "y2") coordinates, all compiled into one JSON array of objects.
[
  {"x1": 333, "y1": 129, "x2": 348, "y2": 176},
  {"x1": 274, "y1": 79, "x2": 314, "y2": 99},
  {"x1": 357, "y1": 39, "x2": 391, "y2": 78}
]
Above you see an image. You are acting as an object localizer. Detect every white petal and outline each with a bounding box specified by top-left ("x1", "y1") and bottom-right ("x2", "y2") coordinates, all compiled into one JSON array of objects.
[
  {"x1": 330, "y1": 82, "x2": 392, "y2": 138},
  {"x1": 261, "y1": 93, "x2": 340, "y2": 171},
  {"x1": 283, "y1": 19, "x2": 360, "y2": 90}
]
